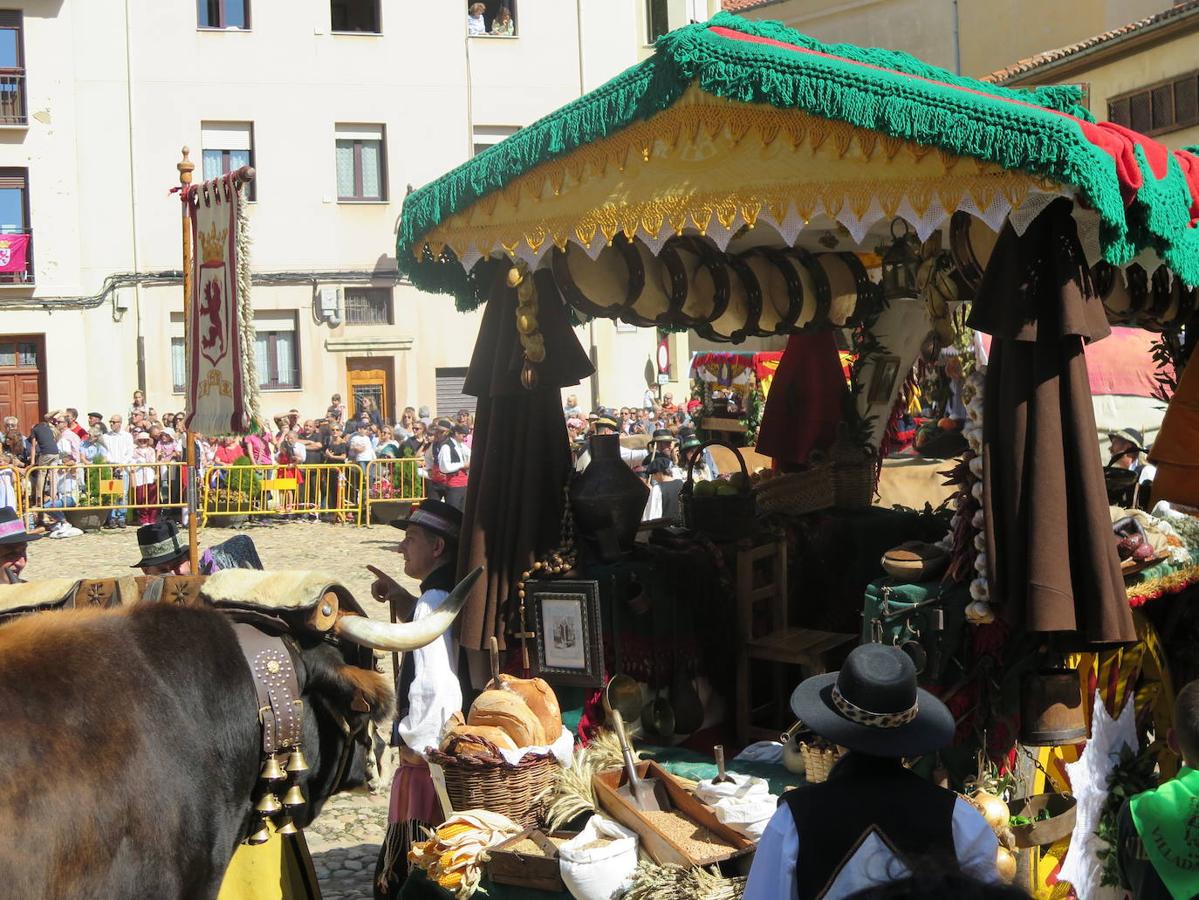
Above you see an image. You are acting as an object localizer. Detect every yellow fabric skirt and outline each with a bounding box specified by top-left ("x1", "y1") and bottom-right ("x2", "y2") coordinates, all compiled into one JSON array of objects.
[{"x1": 218, "y1": 831, "x2": 322, "y2": 900}]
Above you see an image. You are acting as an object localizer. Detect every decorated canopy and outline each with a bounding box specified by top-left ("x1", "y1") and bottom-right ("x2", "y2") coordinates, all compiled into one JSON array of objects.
[{"x1": 399, "y1": 12, "x2": 1199, "y2": 317}]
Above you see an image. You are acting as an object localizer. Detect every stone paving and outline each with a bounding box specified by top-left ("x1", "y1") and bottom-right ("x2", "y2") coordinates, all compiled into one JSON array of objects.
[{"x1": 25, "y1": 519, "x2": 417, "y2": 900}]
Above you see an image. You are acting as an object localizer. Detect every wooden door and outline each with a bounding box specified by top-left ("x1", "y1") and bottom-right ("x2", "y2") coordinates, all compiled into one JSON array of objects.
[
  {"x1": 346, "y1": 356, "x2": 394, "y2": 424},
  {"x1": 0, "y1": 336, "x2": 42, "y2": 432}
]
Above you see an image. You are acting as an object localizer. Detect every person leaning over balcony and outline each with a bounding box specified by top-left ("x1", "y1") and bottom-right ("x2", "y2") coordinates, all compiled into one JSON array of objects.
[
  {"x1": 491, "y1": 5, "x2": 514, "y2": 35},
  {"x1": 467, "y1": 2, "x2": 486, "y2": 35}
]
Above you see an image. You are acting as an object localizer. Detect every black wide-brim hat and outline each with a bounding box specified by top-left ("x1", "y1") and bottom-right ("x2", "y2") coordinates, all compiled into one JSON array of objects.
[
  {"x1": 131, "y1": 521, "x2": 188, "y2": 568},
  {"x1": 390, "y1": 499, "x2": 462, "y2": 542},
  {"x1": 0, "y1": 506, "x2": 41, "y2": 545},
  {"x1": 790, "y1": 643, "x2": 954, "y2": 758}
]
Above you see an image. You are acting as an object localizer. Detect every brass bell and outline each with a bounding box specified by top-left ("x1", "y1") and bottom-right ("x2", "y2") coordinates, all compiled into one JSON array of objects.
[
  {"x1": 285, "y1": 749, "x2": 309, "y2": 775},
  {"x1": 260, "y1": 755, "x2": 285, "y2": 782},
  {"x1": 282, "y1": 784, "x2": 306, "y2": 807},
  {"x1": 255, "y1": 793, "x2": 282, "y2": 815},
  {"x1": 246, "y1": 819, "x2": 271, "y2": 845},
  {"x1": 274, "y1": 816, "x2": 299, "y2": 836}
]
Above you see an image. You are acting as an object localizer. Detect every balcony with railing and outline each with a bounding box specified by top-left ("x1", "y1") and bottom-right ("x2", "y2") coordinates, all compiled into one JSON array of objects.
[
  {"x1": 0, "y1": 229, "x2": 34, "y2": 285},
  {"x1": 0, "y1": 69, "x2": 25, "y2": 126}
]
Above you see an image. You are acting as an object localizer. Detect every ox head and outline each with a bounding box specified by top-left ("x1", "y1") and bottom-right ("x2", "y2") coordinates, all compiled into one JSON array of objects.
[{"x1": 256, "y1": 567, "x2": 480, "y2": 828}]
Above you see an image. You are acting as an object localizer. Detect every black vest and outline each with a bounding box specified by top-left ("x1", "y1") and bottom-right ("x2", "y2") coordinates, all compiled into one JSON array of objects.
[
  {"x1": 781, "y1": 753, "x2": 959, "y2": 899},
  {"x1": 659, "y1": 479, "x2": 683, "y2": 522}
]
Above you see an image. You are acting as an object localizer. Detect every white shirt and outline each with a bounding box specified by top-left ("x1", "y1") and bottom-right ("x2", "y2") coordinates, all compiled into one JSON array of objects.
[
  {"x1": 101, "y1": 430, "x2": 134, "y2": 466},
  {"x1": 437, "y1": 439, "x2": 469, "y2": 475},
  {"x1": 466, "y1": 13, "x2": 485, "y2": 34},
  {"x1": 398, "y1": 583, "x2": 462, "y2": 755},
  {"x1": 743, "y1": 796, "x2": 999, "y2": 900},
  {"x1": 348, "y1": 435, "x2": 375, "y2": 462}
]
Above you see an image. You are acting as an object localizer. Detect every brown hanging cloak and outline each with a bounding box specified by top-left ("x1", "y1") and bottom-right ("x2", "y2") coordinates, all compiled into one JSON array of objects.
[{"x1": 968, "y1": 199, "x2": 1135, "y2": 646}]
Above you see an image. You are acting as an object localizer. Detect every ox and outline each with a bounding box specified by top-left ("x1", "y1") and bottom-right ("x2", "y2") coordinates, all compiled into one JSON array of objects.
[{"x1": 0, "y1": 570, "x2": 473, "y2": 900}]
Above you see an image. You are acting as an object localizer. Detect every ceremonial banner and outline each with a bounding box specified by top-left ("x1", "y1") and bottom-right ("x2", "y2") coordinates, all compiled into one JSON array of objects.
[
  {"x1": 0, "y1": 233, "x2": 29, "y2": 273},
  {"x1": 183, "y1": 174, "x2": 260, "y2": 435}
]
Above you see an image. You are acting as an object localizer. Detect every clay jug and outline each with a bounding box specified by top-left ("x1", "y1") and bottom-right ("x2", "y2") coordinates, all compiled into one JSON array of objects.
[{"x1": 571, "y1": 433, "x2": 649, "y2": 562}]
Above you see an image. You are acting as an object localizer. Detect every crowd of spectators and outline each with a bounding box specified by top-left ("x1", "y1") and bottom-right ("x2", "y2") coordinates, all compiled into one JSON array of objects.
[
  {"x1": 564, "y1": 390, "x2": 715, "y2": 525},
  {"x1": 0, "y1": 390, "x2": 478, "y2": 537}
]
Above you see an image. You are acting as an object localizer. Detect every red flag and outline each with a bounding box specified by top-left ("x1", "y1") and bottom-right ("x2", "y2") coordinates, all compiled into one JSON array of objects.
[{"x1": 0, "y1": 234, "x2": 29, "y2": 273}]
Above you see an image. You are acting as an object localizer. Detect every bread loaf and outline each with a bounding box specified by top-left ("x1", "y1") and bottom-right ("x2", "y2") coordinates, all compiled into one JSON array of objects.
[
  {"x1": 467, "y1": 689, "x2": 546, "y2": 747},
  {"x1": 499, "y1": 674, "x2": 563, "y2": 743},
  {"x1": 440, "y1": 723, "x2": 518, "y2": 755}
]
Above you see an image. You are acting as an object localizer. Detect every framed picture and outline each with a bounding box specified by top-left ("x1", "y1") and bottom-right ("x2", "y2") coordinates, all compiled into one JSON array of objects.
[
  {"x1": 529, "y1": 579, "x2": 603, "y2": 687},
  {"x1": 867, "y1": 355, "x2": 902, "y2": 404}
]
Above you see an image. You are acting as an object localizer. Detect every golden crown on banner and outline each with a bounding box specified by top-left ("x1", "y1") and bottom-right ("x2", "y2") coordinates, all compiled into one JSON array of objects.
[{"x1": 198, "y1": 220, "x2": 228, "y2": 265}]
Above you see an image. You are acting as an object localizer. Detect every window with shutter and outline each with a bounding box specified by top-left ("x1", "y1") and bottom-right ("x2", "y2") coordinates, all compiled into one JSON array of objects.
[
  {"x1": 1175, "y1": 74, "x2": 1199, "y2": 128},
  {"x1": 1109, "y1": 69, "x2": 1199, "y2": 136},
  {"x1": 1108, "y1": 97, "x2": 1131, "y2": 127},
  {"x1": 1129, "y1": 92, "x2": 1152, "y2": 133}
]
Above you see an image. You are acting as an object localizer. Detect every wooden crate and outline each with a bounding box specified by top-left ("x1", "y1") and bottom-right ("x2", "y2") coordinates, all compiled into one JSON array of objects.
[
  {"x1": 593, "y1": 762, "x2": 755, "y2": 867},
  {"x1": 483, "y1": 829, "x2": 571, "y2": 893}
]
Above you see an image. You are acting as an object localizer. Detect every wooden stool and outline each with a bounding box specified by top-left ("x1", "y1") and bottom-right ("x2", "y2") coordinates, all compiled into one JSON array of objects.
[{"x1": 733, "y1": 536, "x2": 856, "y2": 745}]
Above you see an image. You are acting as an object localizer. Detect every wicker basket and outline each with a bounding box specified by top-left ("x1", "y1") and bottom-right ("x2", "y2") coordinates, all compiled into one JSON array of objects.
[
  {"x1": 830, "y1": 427, "x2": 876, "y2": 508},
  {"x1": 799, "y1": 742, "x2": 846, "y2": 783},
  {"x1": 680, "y1": 440, "x2": 756, "y2": 541},
  {"x1": 429, "y1": 737, "x2": 560, "y2": 828},
  {"x1": 754, "y1": 467, "x2": 836, "y2": 516}
]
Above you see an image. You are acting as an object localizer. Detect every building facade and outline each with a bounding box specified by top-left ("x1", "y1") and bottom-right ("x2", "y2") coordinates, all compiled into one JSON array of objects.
[
  {"x1": 986, "y1": 1, "x2": 1199, "y2": 151},
  {"x1": 721, "y1": 0, "x2": 1165, "y2": 80},
  {"x1": 0, "y1": 0, "x2": 717, "y2": 432}
]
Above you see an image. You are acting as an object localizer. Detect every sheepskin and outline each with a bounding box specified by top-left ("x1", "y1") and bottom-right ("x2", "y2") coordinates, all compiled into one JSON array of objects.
[
  {"x1": 0, "y1": 579, "x2": 81, "y2": 617},
  {"x1": 199, "y1": 569, "x2": 367, "y2": 617}
]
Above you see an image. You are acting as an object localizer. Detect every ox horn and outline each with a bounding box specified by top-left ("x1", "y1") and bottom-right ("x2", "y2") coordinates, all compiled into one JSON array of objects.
[{"x1": 333, "y1": 566, "x2": 482, "y2": 652}]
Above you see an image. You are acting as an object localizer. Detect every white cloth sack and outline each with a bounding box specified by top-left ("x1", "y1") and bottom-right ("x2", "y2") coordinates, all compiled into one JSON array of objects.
[
  {"x1": 495, "y1": 725, "x2": 576, "y2": 766},
  {"x1": 558, "y1": 815, "x2": 639, "y2": 900},
  {"x1": 695, "y1": 773, "x2": 778, "y2": 840}
]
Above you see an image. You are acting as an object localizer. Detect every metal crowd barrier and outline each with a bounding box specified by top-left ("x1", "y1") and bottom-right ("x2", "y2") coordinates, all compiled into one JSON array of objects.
[
  {"x1": 200, "y1": 462, "x2": 365, "y2": 526},
  {"x1": 363, "y1": 457, "x2": 426, "y2": 525},
  {"x1": 22, "y1": 461, "x2": 189, "y2": 523}
]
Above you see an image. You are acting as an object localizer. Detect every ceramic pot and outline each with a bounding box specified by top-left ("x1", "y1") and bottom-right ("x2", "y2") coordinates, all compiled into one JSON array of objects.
[{"x1": 571, "y1": 433, "x2": 648, "y2": 562}]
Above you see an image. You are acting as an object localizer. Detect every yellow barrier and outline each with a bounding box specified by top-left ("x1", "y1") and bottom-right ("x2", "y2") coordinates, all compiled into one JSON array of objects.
[
  {"x1": 0, "y1": 464, "x2": 22, "y2": 517},
  {"x1": 363, "y1": 458, "x2": 427, "y2": 525},
  {"x1": 23, "y1": 462, "x2": 188, "y2": 524},
  {"x1": 200, "y1": 462, "x2": 364, "y2": 525}
]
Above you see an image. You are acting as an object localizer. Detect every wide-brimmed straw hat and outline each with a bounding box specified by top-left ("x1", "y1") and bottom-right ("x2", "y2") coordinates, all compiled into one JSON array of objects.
[{"x1": 790, "y1": 643, "x2": 955, "y2": 758}]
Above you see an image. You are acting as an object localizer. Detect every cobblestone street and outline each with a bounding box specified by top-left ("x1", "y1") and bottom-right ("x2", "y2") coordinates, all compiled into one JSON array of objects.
[{"x1": 25, "y1": 520, "x2": 414, "y2": 900}]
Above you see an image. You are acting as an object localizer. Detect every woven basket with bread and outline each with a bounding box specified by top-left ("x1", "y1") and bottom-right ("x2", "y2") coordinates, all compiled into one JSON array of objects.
[{"x1": 429, "y1": 640, "x2": 566, "y2": 827}]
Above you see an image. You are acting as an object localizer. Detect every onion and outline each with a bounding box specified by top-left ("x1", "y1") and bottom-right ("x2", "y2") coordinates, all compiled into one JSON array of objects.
[
  {"x1": 995, "y1": 847, "x2": 1017, "y2": 883},
  {"x1": 973, "y1": 790, "x2": 1011, "y2": 830}
]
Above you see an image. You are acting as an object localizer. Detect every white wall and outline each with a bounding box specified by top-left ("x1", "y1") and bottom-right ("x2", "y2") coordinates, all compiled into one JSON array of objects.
[{"x1": 0, "y1": 0, "x2": 712, "y2": 423}]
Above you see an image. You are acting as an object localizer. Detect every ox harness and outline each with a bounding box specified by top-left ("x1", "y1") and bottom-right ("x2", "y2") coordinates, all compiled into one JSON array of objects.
[{"x1": 229, "y1": 619, "x2": 373, "y2": 845}]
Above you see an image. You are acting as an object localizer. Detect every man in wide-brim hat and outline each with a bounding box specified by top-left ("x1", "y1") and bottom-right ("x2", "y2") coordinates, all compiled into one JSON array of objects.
[
  {"x1": 370, "y1": 498, "x2": 465, "y2": 896},
  {"x1": 744, "y1": 643, "x2": 998, "y2": 898},
  {"x1": 131, "y1": 520, "x2": 192, "y2": 575}
]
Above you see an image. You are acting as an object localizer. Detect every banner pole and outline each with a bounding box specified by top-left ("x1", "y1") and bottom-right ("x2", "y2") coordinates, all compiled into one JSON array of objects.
[{"x1": 178, "y1": 147, "x2": 200, "y2": 573}]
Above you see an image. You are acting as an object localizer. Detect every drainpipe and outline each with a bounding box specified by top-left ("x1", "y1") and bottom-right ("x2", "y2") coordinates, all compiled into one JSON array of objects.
[
  {"x1": 123, "y1": 0, "x2": 145, "y2": 391},
  {"x1": 952, "y1": 0, "x2": 961, "y2": 75}
]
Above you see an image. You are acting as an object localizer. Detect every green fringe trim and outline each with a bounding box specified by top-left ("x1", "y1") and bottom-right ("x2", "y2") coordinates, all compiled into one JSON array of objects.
[{"x1": 398, "y1": 12, "x2": 1199, "y2": 309}]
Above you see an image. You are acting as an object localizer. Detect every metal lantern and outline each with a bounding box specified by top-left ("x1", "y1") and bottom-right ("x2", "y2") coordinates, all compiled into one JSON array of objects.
[{"x1": 880, "y1": 219, "x2": 922, "y2": 301}]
